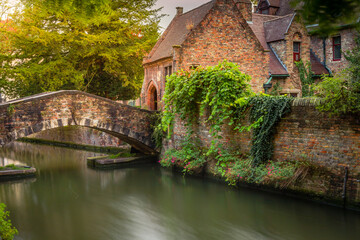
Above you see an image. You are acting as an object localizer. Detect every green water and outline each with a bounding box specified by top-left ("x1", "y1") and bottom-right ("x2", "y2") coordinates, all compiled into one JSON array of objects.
[{"x1": 0, "y1": 142, "x2": 359, "y2": 240}]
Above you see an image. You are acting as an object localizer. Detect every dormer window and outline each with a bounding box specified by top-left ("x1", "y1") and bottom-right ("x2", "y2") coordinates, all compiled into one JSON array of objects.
[
  {"x1": 293, "y1": 42, "x2": 301, "y2": 62},
  {"x1": 333, "y1": 36, "x2": 341, "y2": 61}
]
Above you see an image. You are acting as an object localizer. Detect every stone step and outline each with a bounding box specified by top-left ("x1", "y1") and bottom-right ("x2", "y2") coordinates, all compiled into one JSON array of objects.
[
  {"x1": 87, "y1": 155, "x2": 158, "y2": 169},
  {"x1": 0, "y1": 167, "x2": 36, "y2": 181}
]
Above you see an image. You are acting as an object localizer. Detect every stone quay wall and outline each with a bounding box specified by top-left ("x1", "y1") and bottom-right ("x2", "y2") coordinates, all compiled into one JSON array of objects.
[{"x1": 165, "y1": 99, "x2": 360, "y2": 209}]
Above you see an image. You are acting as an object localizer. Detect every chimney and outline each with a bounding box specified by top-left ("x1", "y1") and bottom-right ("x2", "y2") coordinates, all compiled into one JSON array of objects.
[
  {"x1": 176, "y1": 7, "x2": 183, "y2": 15},
  {"x1": 236, "y1": 0, "x2": 252, "y2": 22}
]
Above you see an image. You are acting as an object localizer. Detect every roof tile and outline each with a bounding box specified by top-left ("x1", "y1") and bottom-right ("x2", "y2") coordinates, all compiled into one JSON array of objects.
[
  {"x1": 264, "y1": 14, "x2": 294, "y2": 42},
  {"x1": 310, "y1": 52, "x2": 330, "y2": 75},
  {"x1": 145, "y1": 1, "x2": 215, "y2": 63}
]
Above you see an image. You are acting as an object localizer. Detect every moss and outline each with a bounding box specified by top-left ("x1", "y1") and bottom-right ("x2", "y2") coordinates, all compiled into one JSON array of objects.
[{"x1": 109, "y1": 152, "x2": 136, "y2": 159}]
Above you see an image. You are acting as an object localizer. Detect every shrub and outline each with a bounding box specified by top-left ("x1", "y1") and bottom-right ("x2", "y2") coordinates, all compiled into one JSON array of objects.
[{"x1": 0, "y1": 203, "x2": 18, "y2": 240}]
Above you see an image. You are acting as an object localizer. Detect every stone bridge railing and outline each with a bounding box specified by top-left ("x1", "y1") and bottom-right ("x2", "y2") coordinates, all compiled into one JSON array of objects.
[{"x1": 0, "y1": 90, "x2": 157, "y2": 154}]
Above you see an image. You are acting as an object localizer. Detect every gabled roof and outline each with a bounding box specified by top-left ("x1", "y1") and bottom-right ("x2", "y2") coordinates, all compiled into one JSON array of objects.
[
  {"x1": 250, "y1": 14, "x2": 289, "y2": 75},
  {"x1": 269, "y1": 48, "x2": 288, "y2": 75},
  {"x1": 257, "y1": 0, "x2": 294, "y2": 15},
  {"x1": 276, "y1": 0, "x2": 295, "y2": 16},
  {"x1": 144, "y1": 1, "x2": 215, "y2": 63},
  {"x1": 310, "y1": 52, "x2": 330, "y2": 75},
  {"x1": 268, "y1": 0, "x2": 281, "y2": 8},
  {"x1": 249, "y1": 13, "x2": 283, "y2": 50},
  {"x1": 264, "y1": 13, "x2": 295, "y2": 42}
]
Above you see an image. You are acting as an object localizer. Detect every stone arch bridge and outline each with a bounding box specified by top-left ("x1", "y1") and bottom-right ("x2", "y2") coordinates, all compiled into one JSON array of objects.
[{"x1": 0, "y1": 90, "x2": 157, "y2": 154}]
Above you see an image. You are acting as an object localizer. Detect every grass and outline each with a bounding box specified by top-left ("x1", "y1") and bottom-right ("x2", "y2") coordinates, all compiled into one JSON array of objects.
[
  {"x1": 0, "y1": 164, "x2": 29, "y2": 171},
  {"x1": 109, "y1": 152, "x2": 136, "y2": 159}
]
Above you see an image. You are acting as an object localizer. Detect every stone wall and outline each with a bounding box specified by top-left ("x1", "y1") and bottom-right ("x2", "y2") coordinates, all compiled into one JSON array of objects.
[
  {"x1": 0, "y1": 90, "x2": 156, "y2": 154},
  {"x1": 311, "y1": 28, "x2": 358, "y2": 74},
  {"x1": 28, "y1": 125, "x2": 123, "y2": 147},
  {"x1": 164, "y1": 99, "x2": 360, "y2": 208}
]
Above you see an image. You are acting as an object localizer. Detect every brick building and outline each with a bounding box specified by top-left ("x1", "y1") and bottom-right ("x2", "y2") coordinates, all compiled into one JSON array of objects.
[{"x1": 141, "y1": 0, "x2": 358, "y2": 110}]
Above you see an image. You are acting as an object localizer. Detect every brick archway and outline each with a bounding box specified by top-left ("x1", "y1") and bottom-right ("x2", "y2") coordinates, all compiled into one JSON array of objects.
[
  {"x1": 0, "y1": 91, "x2": 157, "y2": 154},
  {"x1": 146, "y1": 82, "x2": 158, "y2": 111}
]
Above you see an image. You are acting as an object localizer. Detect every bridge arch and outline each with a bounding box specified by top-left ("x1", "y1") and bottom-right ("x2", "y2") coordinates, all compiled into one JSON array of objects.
[{"x1": 0, "y1": 91, "x2": 157, "y2": 154}]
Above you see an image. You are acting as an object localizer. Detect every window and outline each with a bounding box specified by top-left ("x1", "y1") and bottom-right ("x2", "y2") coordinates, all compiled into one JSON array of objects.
[
  {"x1": 293, "y1": 42, "x2": 301, "y2": 62},
  {"x1": 164, "y1": 66, "x2": 172, "y2": 79},
  {"x1": 333, "y1": 36, "x2": 341, "y2": 61}
]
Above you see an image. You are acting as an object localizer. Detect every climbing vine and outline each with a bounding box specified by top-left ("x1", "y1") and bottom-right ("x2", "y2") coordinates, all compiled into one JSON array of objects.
[
  {"x1": 162, "y1": 60, "x2": 253, "y2": 143},
  {"x1": 296, "y1": 60, "x2": 315, "y2": 97},
  {"x1": 159, "y1": 61, "x2": 294, "y2": 184},
  {"x1": 244, "y1": 95, "x2": 292, "y2": 166}
]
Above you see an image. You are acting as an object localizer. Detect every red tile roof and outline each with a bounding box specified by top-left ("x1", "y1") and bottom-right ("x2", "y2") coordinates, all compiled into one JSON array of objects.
[
  {"x1": 269, "y1": 48, "x2": 288, "y2": 75},
  {"x1": 310, "y1": 52, "x2": 330, "y2": 75},
  {"x1": 250, "y1": 14, "x2": 283, "y2": 50},
  {"x1": 250, "y1": 14, "x2": 288, "y2": 75},
  {"x1": 145, "y1": 1, "x2": 215, "y2": 63}
]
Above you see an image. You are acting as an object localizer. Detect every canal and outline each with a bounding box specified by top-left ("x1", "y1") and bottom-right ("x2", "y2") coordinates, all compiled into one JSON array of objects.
[{"x1": 0, "y1": 142, "x2": 359, "y2": 240}]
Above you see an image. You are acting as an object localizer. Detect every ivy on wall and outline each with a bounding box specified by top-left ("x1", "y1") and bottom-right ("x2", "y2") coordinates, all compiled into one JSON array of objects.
[{"x1": 157, "y1": 61, "x2": 294, "y2": 184}]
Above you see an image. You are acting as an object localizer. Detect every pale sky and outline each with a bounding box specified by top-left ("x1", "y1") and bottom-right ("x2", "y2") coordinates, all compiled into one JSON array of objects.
[{"x1": 154, "y1": 0, "x2": 210, "y2": 30}]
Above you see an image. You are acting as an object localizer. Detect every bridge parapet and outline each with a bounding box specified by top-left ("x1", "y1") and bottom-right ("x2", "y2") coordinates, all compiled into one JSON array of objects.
[{"x1": 0, "y1": 90, "x2": 157, "y2": 154}]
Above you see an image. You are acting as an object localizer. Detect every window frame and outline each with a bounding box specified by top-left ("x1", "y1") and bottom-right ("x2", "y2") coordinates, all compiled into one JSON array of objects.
[
  {"x1": 293, "y1": 42, "x2": 301, "y2": 62},
  {"x1": 164, "y1": 65, "x2": 172, "y2": 81},
  {"x1": 332, "y1": 36, "x2": 341, "y2": 61}
]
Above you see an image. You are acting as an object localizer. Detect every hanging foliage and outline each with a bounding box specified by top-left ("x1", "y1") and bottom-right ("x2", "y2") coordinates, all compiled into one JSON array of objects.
[{"x1": 246, "y1": 95, "x2": 292, "y2": 166}]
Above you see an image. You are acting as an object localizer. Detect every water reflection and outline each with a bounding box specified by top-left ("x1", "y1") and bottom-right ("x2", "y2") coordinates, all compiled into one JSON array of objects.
[{"x1": 0, "y1": 142, "x2": 359, "y2": 240}]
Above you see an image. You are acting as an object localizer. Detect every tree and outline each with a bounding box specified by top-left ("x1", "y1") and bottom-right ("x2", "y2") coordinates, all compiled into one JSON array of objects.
[
  {"x1": 0, "y1": 0, "x2": 161, "y2": 100},
  {"x1": 292, "y1": 0, "x2": 360, "y2": 35}
]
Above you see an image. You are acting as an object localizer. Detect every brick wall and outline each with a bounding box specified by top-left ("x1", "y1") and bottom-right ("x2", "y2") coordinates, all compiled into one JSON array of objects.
[
  {"x1": 142, "y1": 58, "x2": 173, "y2": 110},
  {"x1": 311, "y1": 28, "x2": 358, "y2": 74},
  {"x1": 164, "y1": 99, "x2": 360, "y2": 207},
  {"x1": 178, "y1": 0, "x2": 269, "y2": 93},
  {"x1": 269, "y1": 40, "x2": 287, "y2": 64}
]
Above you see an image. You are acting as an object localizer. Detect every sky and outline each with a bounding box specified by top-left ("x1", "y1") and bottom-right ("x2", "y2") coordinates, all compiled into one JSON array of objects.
[{"x1": 154, "y1": 0, "x2": 210, "y2": 30}]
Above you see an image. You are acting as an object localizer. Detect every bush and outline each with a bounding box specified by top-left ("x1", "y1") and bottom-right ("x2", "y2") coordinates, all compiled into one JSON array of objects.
[
  {"x1": 314, "y1": 71, "x2": 360, "y2": 115},
  {"x1": 0, "y1": 203, "x2": 18, "y2": 240}
]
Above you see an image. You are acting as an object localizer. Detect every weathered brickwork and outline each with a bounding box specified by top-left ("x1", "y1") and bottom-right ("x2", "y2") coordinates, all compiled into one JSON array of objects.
[
  {"x1": 178, "y1": 1, "x2": 268, "y2": 93},
  {"x1": 142, "y1": 0, "x2": 358, "y2": 109},
  {"x1": 269, "y1": 40, "x2": 286, "y2": 64},
  {"x1": 311, "y1": 29, "x2": 358, "y2": 74},
  {"x1": 0, "y1": 91, "x2": 157, "y2": 154},
  {"x1": 164, "y1": 99, "x2": 360, "y2": 207},
  {"x1": 277, "y1": 19, "x2": 310, "y2": 96},
  {"x1": 141, "y1": 58, "x2": 172, "y2": 110}
]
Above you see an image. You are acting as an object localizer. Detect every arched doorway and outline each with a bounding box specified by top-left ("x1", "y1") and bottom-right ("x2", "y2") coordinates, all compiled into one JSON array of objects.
[{"x1": 148, "y1": 85, "x2": 158, "y2": 111}]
